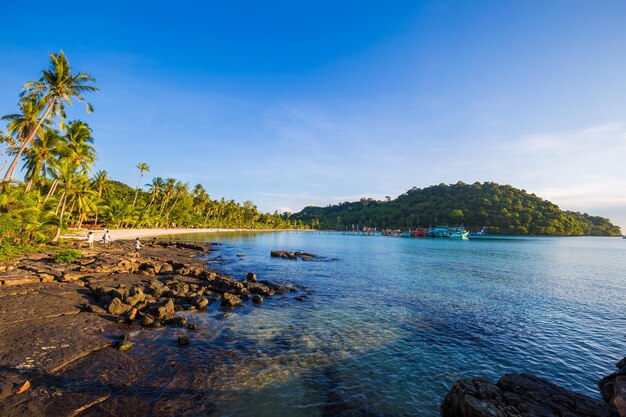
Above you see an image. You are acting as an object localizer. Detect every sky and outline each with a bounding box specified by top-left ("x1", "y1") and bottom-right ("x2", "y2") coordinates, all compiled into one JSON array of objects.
[{"x1": 1, "y1": 0, "x2": 626, "y2": 230}]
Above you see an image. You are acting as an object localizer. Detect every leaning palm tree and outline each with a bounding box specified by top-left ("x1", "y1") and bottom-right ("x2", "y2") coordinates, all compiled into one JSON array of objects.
[
  {"x1": 91, "y1": 170, "x2": 109, "y2": 225},
  {"x1": 133, "y1": 162, "x2": 150, "y2": 206},
  {"x1": 2, "y1": 51, "x2": 98, "y2": 183},
  {"x1": 1, "y1": 96, "x2": 51, "y2": 183},
  {"x1": 146, "y1": 176, "x2": 164, "y2": 211}
]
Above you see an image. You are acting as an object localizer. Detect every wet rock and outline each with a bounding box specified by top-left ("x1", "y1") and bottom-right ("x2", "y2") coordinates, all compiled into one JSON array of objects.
[
  {"x1": 178, "y1": 335, "x2": 190, "y2": 346},
  {"x1": 251, "y1": 294, "x2": 263, "y2": 304},
  {"x1": 190, "y1": 296, "x2": 209, "y2": 309},
  {"x1": 125, "y1": 307, "x2": 138, "y2": 322},
  {"x1": 271, "y1": 250, "x2": 317, "y2": 261},
  {"x1": 236, "y1": 253, "x2": 245, "y2": 257},
  {"x1": 246, "y1": 282, "x2": 275, "y2": 297},
  {"x1": 116, "y1": 340, "x2": 133, "y2": 352},
  {"x1": 169, "y1": 281, "x2": 189, "y2": 296},
  {"x1": 172, "y1": 316, "x2": 187, "y2": 327},
  {"x1": 246, "y1": 272, "x2": 257, "y2": 282},
  {"x1": 599, "y1": 358, "x2": 626, "y2": 417},
  {"x1": 441, "y1": 373, "x2": 618, "y2": 417},
  {"x1": 295, "y1": 295, "x2": 308, "y2": 301},
  {"x1": 107, "y1": 298, "x2": 132, "y2": 315},
  {"x1": 188, "y1": 323, "x2": 197, "y2": 330},
  {"x1": 221, "y1": 293, "x2": 242, "y2": 308},
  {"x1": 140, "y1": 314, "x2": 155, "y2": 327}
]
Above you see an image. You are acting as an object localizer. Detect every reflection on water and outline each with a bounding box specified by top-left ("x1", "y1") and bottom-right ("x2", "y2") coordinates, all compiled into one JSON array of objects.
[{"x1": 117, "y1": 233, "x2": 626, "y2": 416}]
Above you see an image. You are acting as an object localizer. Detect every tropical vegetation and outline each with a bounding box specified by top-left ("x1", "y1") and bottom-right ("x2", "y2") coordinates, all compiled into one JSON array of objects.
[
  {"x1": 292, "y1": 182, "x2": 622, "y2": 236},
  {"x1": 0, "y1": 51, "x2": 305, "y2": 260}
]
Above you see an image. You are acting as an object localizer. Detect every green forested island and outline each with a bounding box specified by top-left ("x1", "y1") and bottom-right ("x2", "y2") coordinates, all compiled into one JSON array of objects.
[{"x1": 292, "y1": 182, "x2": 622, "y2": 236}]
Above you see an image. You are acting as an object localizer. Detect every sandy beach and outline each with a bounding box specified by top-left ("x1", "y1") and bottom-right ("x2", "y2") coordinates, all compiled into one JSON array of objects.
[{"x1": 62, "y1": 228, "x2": 299, "y2": 241}]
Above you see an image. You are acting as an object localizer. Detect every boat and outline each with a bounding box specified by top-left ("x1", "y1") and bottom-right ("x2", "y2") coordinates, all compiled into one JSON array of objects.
[
  {"x1": 468, "y1": 227, "x2": 489, "y2": 239},
  {"x1": 410, "y1": 227, "x2": 429, "y2": 237},
  {"x1": 381, "y1": 229, "x2": 402, "y2": 237},
  {"x1": 426, "y1": 225, "x2": 469, "y2": 239}
]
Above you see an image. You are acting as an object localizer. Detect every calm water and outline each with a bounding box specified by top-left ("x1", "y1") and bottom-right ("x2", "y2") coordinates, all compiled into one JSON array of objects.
[{"x1": 138, "y1": 233, "x2": 626, "y2": 416}]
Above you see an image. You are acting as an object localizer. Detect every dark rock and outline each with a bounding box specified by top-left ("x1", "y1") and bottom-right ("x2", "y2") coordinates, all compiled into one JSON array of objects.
[
  {"x1": 125, "y1": 307, "x2": 138, "y2": 322},
  {"x1": 246, "y1": 272, "x2": 257, "y2": 282},
  {"x1": 190, "y1": 296, "x2": 209, "y2": 309},
  {"x1": 599, "y1": 362, "x2": 626, "y2": 417},
  {"x1": 251, "y1": 294, "x2": 263, "y2": 304},
  {"x1": 107, "y1": 298, "x2": 132, "y2": 315},
  {"x1": 187, "y1": 323, "x2": 197, "y2": 330},
  {"x1": 246, "y1": 282, "x2": 275, "y2": 297},
  {"x1": 295, "y1": 295, "x2": 308, "y2": 301},
  {"x1": 140, "y1": 314, "x2": 155, "y2": 327},
  {"x1": 441, "y1": 373, "x2": 618, "y2": 417},
  {"x1": 236, "y1": 253, "x2": 245, "y2": 257},
  {"x1": 159, "y1": 263, "x2": 174, "y2": 274},
  {"x1": 172, "y1": 316, "x2": 187, "y2": 327},
  {"x1": 148, "y1": 298, "x2": 175, "y2": 321},
  {"x1": 270, "y1": 250, "x2": 317, "y2": 261},
  {"x1": 178, "y1": 335, "x2": 190, "y2": 346},
  {"x1": 221, "y1": 293, "x2": 242, "y2": 308}
]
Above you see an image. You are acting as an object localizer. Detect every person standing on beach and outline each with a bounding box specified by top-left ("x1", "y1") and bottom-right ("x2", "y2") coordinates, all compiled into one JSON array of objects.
[
  {"x1": 87, "y1": 231, "x2": 95, "y2": 249},
  {"x1": 133, "y1": 238, "x2": 143, "y2": 257},
  {"x1": 103, "y1": 230, "x2": 111, "y2": 245}
]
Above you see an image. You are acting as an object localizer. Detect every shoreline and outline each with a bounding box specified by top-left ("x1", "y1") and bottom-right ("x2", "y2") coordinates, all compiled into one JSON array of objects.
[{"x1": 62, "y1": 227, "x2": 308, "y2": 241}]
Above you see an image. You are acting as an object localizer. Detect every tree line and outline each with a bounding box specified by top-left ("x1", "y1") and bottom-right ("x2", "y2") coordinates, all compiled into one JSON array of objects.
[
  {"x1": 0, "y1": 51, "x2": 305, "y2": 259},
  {"x1": 292, "y1": 182, "x2": 622, "y2": 236}
]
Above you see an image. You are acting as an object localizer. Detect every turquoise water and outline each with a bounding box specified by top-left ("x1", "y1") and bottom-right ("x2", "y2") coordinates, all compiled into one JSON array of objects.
[{"x1": 154, "y1": 232, "x2": 626, "y2": 416}]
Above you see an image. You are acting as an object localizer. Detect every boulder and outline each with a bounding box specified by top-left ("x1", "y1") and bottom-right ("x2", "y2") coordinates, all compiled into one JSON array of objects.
[
  {"x1": 141, "y1": 314, "x2": 155, "y2": 327},
  {"x1": 107, "y1": 298, "x2": 132, "y2": 316},
  {"x1": 246, "y1": 282, "x2": 275, "y2": 297},
  {"x1": 441, "y1": 373, "x2": 618, "y2": 417},
  {"x1": 221, "y1": 293, "x2": 242, "y2": 308},
  {"x1": 148, "y1": 298, "x2": 175, "y2": 321},
  {"x1": 178, "y1": 335, "x2": 190, "y2": 346},
  {"x1": 599, "y1": 358, "x2": 626, "y2": 417},
  {"x1": 246, "y1": 272, "x2": 257, "y2": 282},
  {"x1": 251, "y1": 294, "x2": 263, "y2": 304},
  {"x1": 190, "y1": 296, "x2": 209, "y2": 309},
  {"x1": 125, "y1": 307, "x2": 138, "y2": 322},
  {"x1": 172, "y1": 316, "x2": 187, "y2": 327},
  {"x1": 159, "y1": 263, "x2": 174, "y2": 274},
  {"x1": 270, "y1": 250, "x2": 317, "y2": 261}
]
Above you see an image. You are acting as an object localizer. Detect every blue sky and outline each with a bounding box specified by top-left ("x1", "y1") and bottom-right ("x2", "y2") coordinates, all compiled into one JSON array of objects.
[{"x1": 1, "y1": 0, "x2": 626, "y2": 229}]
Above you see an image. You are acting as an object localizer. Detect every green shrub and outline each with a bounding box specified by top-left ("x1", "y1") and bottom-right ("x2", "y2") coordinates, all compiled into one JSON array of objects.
[{"x1": 54, "y1": 249, "x2": 83, "y2": 263}]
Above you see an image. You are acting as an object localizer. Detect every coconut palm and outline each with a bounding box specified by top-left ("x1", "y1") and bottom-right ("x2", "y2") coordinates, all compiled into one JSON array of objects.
[
  {"x1": 2, "y1": 51, "x2": 97, "y2": 184},
  {"x1": 91, "y1": 170, "x2": 109, "y2": 225},
  {"x1": 133, "y1": 162, "x2": 150, "y2": 206},
  {"x1": 60, "y1": 121, "x2": 96, "y2": 171},
  {"x1": 51, "y1": 159, "x2": 82, "y2": 241},
  {"x1": 1, "y1": 96, "x2": 52, "y2": 183},
  {"x1": 22, "y1": 129, "x2": 61, "y2": 191}
]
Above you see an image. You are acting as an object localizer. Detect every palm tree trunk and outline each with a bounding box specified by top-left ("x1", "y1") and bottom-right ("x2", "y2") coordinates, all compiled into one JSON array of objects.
[
  {"x1": 132, "y1": 173, "x2": 142, "y2": 206},
  {"x1": 45, "y1": 179, "x2": 59, "y2": 203},
  {"x1": 2, "y1": 98, "x2": 55, "y2": 183},
  {"x1": 25, "y1": 178, "x2": 33, "y2": 192},
  {"x1": 52, "y1": 191, "x2": 67, "y2": 242}
]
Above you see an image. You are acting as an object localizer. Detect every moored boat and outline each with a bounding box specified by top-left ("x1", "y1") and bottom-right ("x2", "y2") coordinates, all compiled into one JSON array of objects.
[
  {"x1": 426, "y1": 225, "x2": 468, "y2": 239},
  {"x1": 410, "y1": 227, "x2": 429, "y2": 237}
]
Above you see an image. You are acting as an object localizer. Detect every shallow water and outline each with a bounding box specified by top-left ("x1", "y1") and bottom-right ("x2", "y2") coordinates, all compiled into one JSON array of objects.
[{"x1": 138, "y1": 232, "x2": 626, "y2": 416}]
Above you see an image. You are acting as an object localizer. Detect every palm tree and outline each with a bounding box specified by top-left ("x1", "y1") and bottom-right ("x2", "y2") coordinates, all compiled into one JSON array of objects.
[
  {"x1": 133, "y1": 162, "x2": 150, "y2": 206},
  {"x1": 1, "y1": 96, "x2": 51, "y2": 183},
  {"x1": 0, "y1": 131, "x2": 18, "y2": 175},
  {"x1": 22, "y1": 129, "x2": 61, "y2": 191},
  {"x1": 51, "y1": 159, "x2": 82, "y2": 241},
  {"x1": 3, "y1": 51, "x2": 97, "y2": 183},
  {"x1": 91, "y1": 170, "x2": 109, "y2": 226},
  {"x1": 146, "y1": 177, "x2": 164, "y2": 211},
  {"x1": 60, "y1": 120, "x2": 96, "y2": 171}
]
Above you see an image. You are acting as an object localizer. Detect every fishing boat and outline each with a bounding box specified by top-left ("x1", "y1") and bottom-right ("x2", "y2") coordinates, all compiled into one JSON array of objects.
[
  {"x1": 410, "y1": 227, "x2": 429, "y2": 237},
  {"x1": 426, "y1": 225, "x2": 469, "y2": 239}
]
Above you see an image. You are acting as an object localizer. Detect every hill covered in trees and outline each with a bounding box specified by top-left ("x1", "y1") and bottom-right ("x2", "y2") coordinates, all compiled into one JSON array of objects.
[{"x1": 292, "y1": 182, "x2": 622, "y2": 236}]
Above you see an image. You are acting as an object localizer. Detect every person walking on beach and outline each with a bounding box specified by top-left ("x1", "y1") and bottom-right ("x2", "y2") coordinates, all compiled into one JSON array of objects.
[
  {"x1": 133, "y1": 238, "x2": 143, "y2": 257},
  {"x1": 102, "y1": 230, "x2": 111, "y2": 245},
  {"x1": 87, "y1": 231, "x2": 95, "y2": 249}
]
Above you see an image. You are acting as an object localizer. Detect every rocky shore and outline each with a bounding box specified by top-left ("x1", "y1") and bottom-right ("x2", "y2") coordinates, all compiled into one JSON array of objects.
[
  {"x1": 0, "y1": 239, "x2": 301, "y2": 416},
  {"x1": 0, "y1": 239, "x2": 623, "y2": 417}
]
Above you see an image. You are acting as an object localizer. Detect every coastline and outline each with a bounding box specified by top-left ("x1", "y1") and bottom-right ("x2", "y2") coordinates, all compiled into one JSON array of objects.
[{"x1": 62, "y1": 227, "x2": 307, "y2": 240}]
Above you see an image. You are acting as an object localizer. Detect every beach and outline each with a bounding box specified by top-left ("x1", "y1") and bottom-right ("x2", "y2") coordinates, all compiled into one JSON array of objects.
[{"x1": 63, "y1": 228, "x2": 302, "y2": 241}]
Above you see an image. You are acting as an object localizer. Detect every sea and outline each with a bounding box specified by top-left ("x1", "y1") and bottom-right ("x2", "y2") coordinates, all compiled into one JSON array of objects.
[{"x1": 119, "y1": 232, "x2": 626, "y2": 417}]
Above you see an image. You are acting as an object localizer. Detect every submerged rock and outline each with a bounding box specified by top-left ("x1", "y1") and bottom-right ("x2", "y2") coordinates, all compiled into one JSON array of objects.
[
  {"x1": 270, "y1": 250, "x2": 317, "y2": 261},
  {"x1": 178, "y1": 335, "x2": 190, "y2": 346},
  {"x1": 246, "y1": 272, "x2": 257, "y2": 282},
  {"x1": 251, "y1": 294, "x2": 263, "y2": 304}
]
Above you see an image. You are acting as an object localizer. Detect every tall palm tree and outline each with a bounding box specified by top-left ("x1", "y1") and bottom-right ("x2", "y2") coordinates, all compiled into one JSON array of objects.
[
  {"x1": 51, "y1": 159, "x2": 82, "y2": 241},
  {"x1": 60, "y1": 120, "x2": 96, "y2": 171},
  {"x1": 91, "y1": 170, "x2": 109, "y2": 225},
  {"x1": 133, "y1": 162, "x2": 150, "y2": 206},
  {"x1": 1, "y1": 96, "x2": 51, "y2": 183},
  {"x1": 22, "y1": 129, "x2": 61, "y2": 191},
  {"x1": 146, "y1": 177, "x2": 164, "y2": 211},
  {"x1": 3, "y1": 51, "x2": 97, "y2": 183}
]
